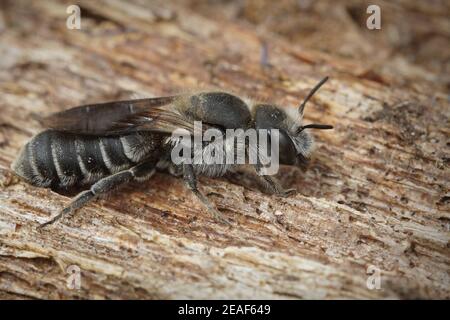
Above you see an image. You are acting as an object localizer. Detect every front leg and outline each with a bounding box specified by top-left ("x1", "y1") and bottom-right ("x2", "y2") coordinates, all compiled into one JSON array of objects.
[
  {"x1": 259, "y1": 175, "x2": 297, "y2": 197},
  {"x1": 253, "y1": 165, "x2": 296, "y2": 197}
]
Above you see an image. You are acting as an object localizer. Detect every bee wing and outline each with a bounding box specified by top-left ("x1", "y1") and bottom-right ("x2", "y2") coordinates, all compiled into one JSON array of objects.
[
  {"x1": 42, "y1": 96, "x2": 197, "y2": 135},
  {"x1": 109, "y1": 106, "x2": 207, "y2": 134}
]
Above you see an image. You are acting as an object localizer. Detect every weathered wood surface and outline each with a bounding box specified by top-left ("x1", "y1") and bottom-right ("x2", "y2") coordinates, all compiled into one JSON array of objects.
[{"x1": 0, "y1": 0, "x2": 449, "y2": 299}]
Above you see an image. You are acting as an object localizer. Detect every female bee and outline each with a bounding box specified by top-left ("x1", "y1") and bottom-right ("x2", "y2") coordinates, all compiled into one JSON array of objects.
[{"x1": 12, "y1": 77, "x2": 333, "y2": 227}]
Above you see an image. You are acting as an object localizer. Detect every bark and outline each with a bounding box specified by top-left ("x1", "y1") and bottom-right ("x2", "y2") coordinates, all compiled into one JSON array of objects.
[{"x1": 0, "y1": 0, "x2": 448, "y2": 299}]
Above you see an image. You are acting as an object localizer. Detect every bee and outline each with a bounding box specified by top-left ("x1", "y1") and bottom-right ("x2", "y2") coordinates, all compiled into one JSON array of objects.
[{"x1": 11, "y1": 77, "x2": 333, "y2": 227}]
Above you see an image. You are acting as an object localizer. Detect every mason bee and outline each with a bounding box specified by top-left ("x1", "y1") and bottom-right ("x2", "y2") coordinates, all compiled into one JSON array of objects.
[{"x1": 11, "y1": 77, "x2": 333, "y2": 227}]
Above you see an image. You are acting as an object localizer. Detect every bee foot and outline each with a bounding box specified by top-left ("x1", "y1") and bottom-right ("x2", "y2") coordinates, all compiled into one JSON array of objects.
[
  {"x1": 281, "y1": 188, "x2": 297, "y2": 197},
  {"x1": 37, "y1": 210, "x2": 66, "y2": 229},
  {"x1": 210, "y1": 208, "x2": 232, "y2": 226}
]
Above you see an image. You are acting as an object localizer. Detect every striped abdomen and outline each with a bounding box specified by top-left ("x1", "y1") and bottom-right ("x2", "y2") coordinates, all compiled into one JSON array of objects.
[{"x1": 12, "y1": 130, "x2": 162, "y2": 189}]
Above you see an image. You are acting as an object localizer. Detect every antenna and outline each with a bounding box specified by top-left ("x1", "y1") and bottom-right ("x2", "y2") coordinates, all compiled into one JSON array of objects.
[
  {"x1": 297, "y1": 123, "x2": 333, "y2": 133},
  {"x1": 302, "y1": 124, "x2": 333, "y2": 130},
  {"x1": 298, "y1": 76, "x2": 329, "y2": 116}
]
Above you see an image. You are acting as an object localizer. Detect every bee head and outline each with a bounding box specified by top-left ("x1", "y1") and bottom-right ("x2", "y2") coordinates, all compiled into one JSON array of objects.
[{"x1": 254, "y1": 77, "x2": 333, "y2": 165}]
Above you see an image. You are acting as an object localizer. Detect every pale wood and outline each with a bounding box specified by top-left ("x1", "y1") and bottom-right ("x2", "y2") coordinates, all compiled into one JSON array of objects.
[{"x1": 0, "y1": 0, "x2": 448, "y2": 299}]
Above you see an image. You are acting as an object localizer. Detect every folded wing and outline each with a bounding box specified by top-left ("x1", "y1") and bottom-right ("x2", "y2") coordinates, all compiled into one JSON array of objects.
[{"x1": 42, "y1": 96, "x2": 198, "y2": 135}]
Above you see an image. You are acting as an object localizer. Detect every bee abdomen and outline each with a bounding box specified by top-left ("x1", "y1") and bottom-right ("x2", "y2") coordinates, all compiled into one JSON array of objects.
[
  {"x1": 12, "y1": 131, "x2": 85, "y2": 188},
  {"x1": 12, "y1": 131, "x2": 159, "y2": 189},
  {"x1": 12, "y1": 131, "x2": 57, "y2": 188}
]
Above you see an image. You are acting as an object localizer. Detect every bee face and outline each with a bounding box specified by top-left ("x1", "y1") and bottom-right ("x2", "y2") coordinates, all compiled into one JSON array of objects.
[
  {"x1": 290, "y1": 128, "x2": 313, "y2": 163},
  {"x1": 254, "y1": 104, "x2": 312, "y2": 165},
  {"x1": 278, "y1": 129, "x2": 302, "y2": 165},
  {"x1": 254, "y1": 77, "x2": 334, "y2": 166}
]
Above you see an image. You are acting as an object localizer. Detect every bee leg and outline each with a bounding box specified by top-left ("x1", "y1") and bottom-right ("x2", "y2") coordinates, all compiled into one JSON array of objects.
[
  {"x1": 38, "y1": 189, "x2": 99, "y2": 228},
  {"x1": 253, "y1": 165, "x2": 296, "y2": 197},
  {"x1": 260, "y1": 175, "x2": 296, "y2": 197},
  {"x1": 182, "y1": 164, "x2": 231, "y2": 225},
  {"x1": 39, "y1": 161, "x2": 156, "y2": 228}
]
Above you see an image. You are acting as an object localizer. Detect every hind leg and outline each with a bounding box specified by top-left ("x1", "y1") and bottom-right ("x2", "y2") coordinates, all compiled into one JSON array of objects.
[{"x1": 39, "y1": 161, "x2": 156, "y2": 228}]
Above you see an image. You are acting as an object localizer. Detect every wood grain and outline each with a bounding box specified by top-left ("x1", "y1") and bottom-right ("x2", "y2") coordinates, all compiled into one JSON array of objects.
[{"x1": 0, "y1": 0, "x2": 448, "y2": 299}]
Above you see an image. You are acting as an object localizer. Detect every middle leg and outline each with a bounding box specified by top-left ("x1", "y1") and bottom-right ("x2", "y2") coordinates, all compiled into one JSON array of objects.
[{"x1": 182, "y1": 164, "x2": 231, "y2": 225}]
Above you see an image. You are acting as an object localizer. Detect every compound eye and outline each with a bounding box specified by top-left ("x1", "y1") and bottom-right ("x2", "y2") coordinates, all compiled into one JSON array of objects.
[{"x1": 275, "y1": 130, "x2": 298, "y2": 165}]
